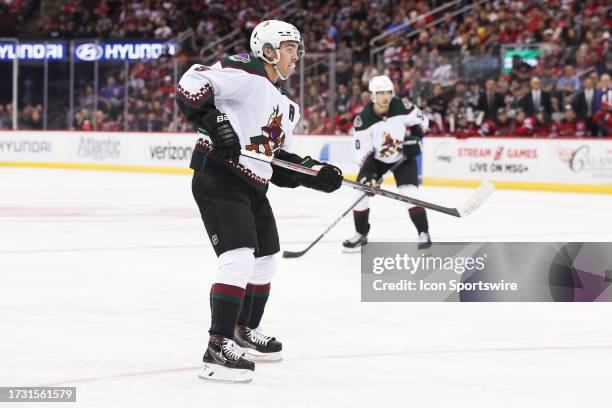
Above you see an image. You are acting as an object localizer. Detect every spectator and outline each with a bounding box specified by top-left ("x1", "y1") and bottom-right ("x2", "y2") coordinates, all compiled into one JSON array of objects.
[
  {"x1": 430, "y1": 55, "x2": 456, "y2": 86},
  {"x1": 573, "y1": 77, "x2": 599, "y2": 136},
  {"x1": 538, "y1": 64, "x2": 557, "y2": 93},
  {"x1": 450, "y1": 111, "x2": 478, "y2": 138},
  {"x1": 597, "y1": 73, "x2": 612, "y2": 108},
  {"x1": 95, "y1": 109, "x2": 120, "y2": 131},
  {"x1": 480, "y1": 108, "x2": 518, "y2": 137},
  {"x1": 509, "y1": 55, "x2": 533, "y2": 82},
  {"x1": 465, "y1": 82, "x2": 481, "y2": 108},
  {"x1": 450, "y1": 81, "x2": 468, "y2": 103},
  {"x1": 0, "y1": 104, "x2": 10, "y2": 129},
  {"x1": 159, "y1": 75, "x2": 174, "y2": 96},
  {"x1": 154, "y1": 19, "x2": 172, "y2": 39},
  {"x1": 556, "y1": 65, "x2": 581, "y2": 94},
  {"x1": 556, "y1": 65, "x2": 581, "y2": 105},
  {"x1": 335, "y1": 84, "x2": 350, "y2": 114},
  {"x1": 72, "y1": 110, "x2": 90, "y2": 130},
  {"x1": 335, "y1": 60, "x2": 351, "y2": 87},
  {"x1": 497, "y1": 77, "x2": 512, "y2": 105},
  {"x1": 528, "y1": 111, "x2": 559, "y2": 137},
  {"x1": 593, "y1": 100, "x2": 612, "y2": 137},
  {"x1": 20, "y1": 105, "x2": 42, "y2": 129},
  {"x1": 79, "y1": 85, "x2": 96, "y2": 112},
  {"x1": 99, "y1": 76, "x2": 124, "y2": 113},
  {"x1": 125, "y1": 112, "x2": 138, "y2": 130},
  {"x1": 146, "y1": 111, "x2": 164, "y2": 132},
  {"x1": 428, "y1": 83, "x2": 448, "y2": 118},
  {"x1": 477, "y1": 79, "x2": 505, "y2": 120},
  {"x1": 520, "y1": 76, "x2": 552, "y2": 119},
  {"x1": 558, "y1": 105, "x2": 587, "y2": 137}
]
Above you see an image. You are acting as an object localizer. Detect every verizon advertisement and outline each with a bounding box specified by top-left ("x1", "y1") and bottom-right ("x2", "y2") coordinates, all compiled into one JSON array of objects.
[
  {"x1": 0, "y1": 132, "x2": 357, "y2": 174},
  {"x1": 424, "y1": 137, "x2": 612, "y2": 189}
]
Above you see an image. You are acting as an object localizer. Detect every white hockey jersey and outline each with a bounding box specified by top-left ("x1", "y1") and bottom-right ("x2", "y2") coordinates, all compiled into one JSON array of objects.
[
  {"x1": 352, "y1": 98, "x2": 429, "y2": 165},
  {"x1": 177, "y1": 53, "x2": 300, "y2": 185}
]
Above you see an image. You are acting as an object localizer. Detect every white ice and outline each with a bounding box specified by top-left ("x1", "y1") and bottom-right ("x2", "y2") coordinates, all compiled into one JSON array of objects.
[{"x1": 1, "y1": 168, "x2": 611, "y2": 408}]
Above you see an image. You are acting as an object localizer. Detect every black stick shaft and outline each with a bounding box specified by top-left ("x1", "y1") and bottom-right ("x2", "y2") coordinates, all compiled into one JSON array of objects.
[{"x1": 241, "y1": 150, "x2": 463, "y2": 216}]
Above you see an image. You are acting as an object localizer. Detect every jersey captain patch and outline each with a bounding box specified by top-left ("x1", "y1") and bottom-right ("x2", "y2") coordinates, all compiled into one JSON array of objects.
[{"x1": 245, "y1": 105, "x2": 286, "y2": 156}]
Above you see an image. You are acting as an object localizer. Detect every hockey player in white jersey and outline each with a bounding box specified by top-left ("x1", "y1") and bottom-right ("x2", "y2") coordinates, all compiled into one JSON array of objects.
[
  {"x1": 176, "y1": 20, "x2": 343, "y2": 382},
  {"x1": 343, "y1": 75, "x2": 431, "y2": 251}
]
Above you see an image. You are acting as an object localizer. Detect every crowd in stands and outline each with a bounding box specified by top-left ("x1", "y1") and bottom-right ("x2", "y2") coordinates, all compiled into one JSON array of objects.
[
  {"x1": 0, "y1": 0, "x2": 37, "y2": 35},
  {"x1": 293, "y1": 0, "x2": 611, "y2": 136},
  {"x1": 38, "y1": 0, "x2": 280, "y2": 41},
  {"x1": 68, "y1": 58, "x2": 177, "y2": 131},
  {"x1": 1, "y1": 0, "x2": 34, "y2": 14},
  {"x1": 1, "y1": 0, "x2": 611, "y2": 136},
  {"x1": 299, "y1": 64, "x2": 612, "y2": 137},
  {"x1": 0, "y1": 103, "x2": 14, "y2": 129},
  {"x1": 0, "y1": 103, "x2": 44, "y2": 130}
]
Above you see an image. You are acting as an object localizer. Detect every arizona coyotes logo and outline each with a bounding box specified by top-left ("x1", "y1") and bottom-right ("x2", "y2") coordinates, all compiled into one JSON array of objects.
[
  {"x1": 245, "y1": 105, "x2": 286, "y2": 156},
  {"x1": 379, "y1": 133, "x2": 402, "y2": 157}
]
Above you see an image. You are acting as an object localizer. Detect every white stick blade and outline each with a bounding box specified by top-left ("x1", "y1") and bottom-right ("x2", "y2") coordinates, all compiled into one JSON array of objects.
[{"x1": 457, "y1": 180, "x2": 495, "y2": 217}]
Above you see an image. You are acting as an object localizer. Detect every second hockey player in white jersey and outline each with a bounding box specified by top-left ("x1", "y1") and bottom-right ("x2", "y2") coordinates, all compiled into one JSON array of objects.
[{"x1": 343, "y1": 75, "x2": 432, "y2": 251}]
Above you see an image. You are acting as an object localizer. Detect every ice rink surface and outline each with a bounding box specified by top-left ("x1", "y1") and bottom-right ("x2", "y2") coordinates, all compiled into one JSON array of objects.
[{"x1": 1, "y1": 168, "x2": 612, "y2": 408}]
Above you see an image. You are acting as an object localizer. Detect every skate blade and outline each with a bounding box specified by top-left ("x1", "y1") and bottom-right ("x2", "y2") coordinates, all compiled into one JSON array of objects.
[
  {"x1": 342, "y1": 246, "x2": 363, "y2": 253},
  {"x1": 241, "y1": 348, "x2": 283, "y2": 363},
  {"x1": 198, "y1": 363, "x2": 254, "y2": 383}
]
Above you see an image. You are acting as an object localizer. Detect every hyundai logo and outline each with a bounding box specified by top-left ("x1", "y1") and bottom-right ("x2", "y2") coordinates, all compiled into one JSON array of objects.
[{"x1": 75, "y1": 43, "x2": 103, "y2": 61}]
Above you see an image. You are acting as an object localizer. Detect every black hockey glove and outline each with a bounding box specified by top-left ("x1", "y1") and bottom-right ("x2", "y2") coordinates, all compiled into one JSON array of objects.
[
  {"x1": 357, "y1": 153, "x2": 379, "y2": 196},
  {"x1": 199, "y1": 109, "x2": 240, "y2": 162},
  {"x1": 309, "y1": 164, "x2": 343, "y2": 193},
  {"x1": 272, "y1": 151, "x2": 343, "y2": 192},
  {"x1": 359, "y1": 172, "x2": 381, "y2": 196},
  {"x1": 403, "y1": 125, "x2": 423, "y2": 158}
]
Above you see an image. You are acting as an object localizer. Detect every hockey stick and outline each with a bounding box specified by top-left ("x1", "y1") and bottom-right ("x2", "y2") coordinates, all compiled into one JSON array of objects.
[
  {"x1": 283, "y1": 194, "x2": 365, "y2": 258},
  {"x1": 282, "y1": 158, "x2": 407, "y2": 258},
  {"x1": 240, "y1": 149, "x2": 494, "y2": 218}
]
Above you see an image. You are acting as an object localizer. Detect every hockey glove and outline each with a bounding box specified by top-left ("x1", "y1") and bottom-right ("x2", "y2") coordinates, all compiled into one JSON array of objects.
[
  {"x1": 359, "y1": 172, "x2": 381, "y2": 196},
  {"x1": 199, "y1": 109, "x2": 241, "y2": 162},
  {"x1": 357, "y1": 153, "x2": 379, "y2": 196},
  {"x1": 403, "y1": 125, "x2": 423, "y2": 158},
  {"x1": 309, "y1": 164, "x2": 343, "y2": 193}
]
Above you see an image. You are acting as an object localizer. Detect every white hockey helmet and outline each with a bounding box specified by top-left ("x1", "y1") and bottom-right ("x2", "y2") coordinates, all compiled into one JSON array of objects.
[
  {"x1": 368, "y1": 75, "x2": 395, "y2": 104},
  {"x1": 250, "y1": 20, "x2": 304, "y2": 80}
]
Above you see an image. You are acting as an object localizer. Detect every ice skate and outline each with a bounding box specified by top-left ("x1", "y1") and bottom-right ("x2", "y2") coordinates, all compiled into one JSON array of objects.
[
  {"x1": 418, "y1": 232, "x2": 432, "y2": 250},
  {"x1": 199, "y1": 335, "x2": 255, "y2": 383},
  {"x1": 234, "y1": 325, "x2": 283, "y2": 362},
  {"x1": 342, "y1": 232, "x2": 368, "y2": 252}
]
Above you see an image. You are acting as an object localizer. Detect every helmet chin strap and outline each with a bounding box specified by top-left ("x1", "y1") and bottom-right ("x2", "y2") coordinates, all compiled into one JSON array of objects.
[
  {"x1": 262, "y1": 46, "x2": 289, "y2": 81},
  {"x1": 273, "y1": 64, "x2": 288, "y2": 81}
]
